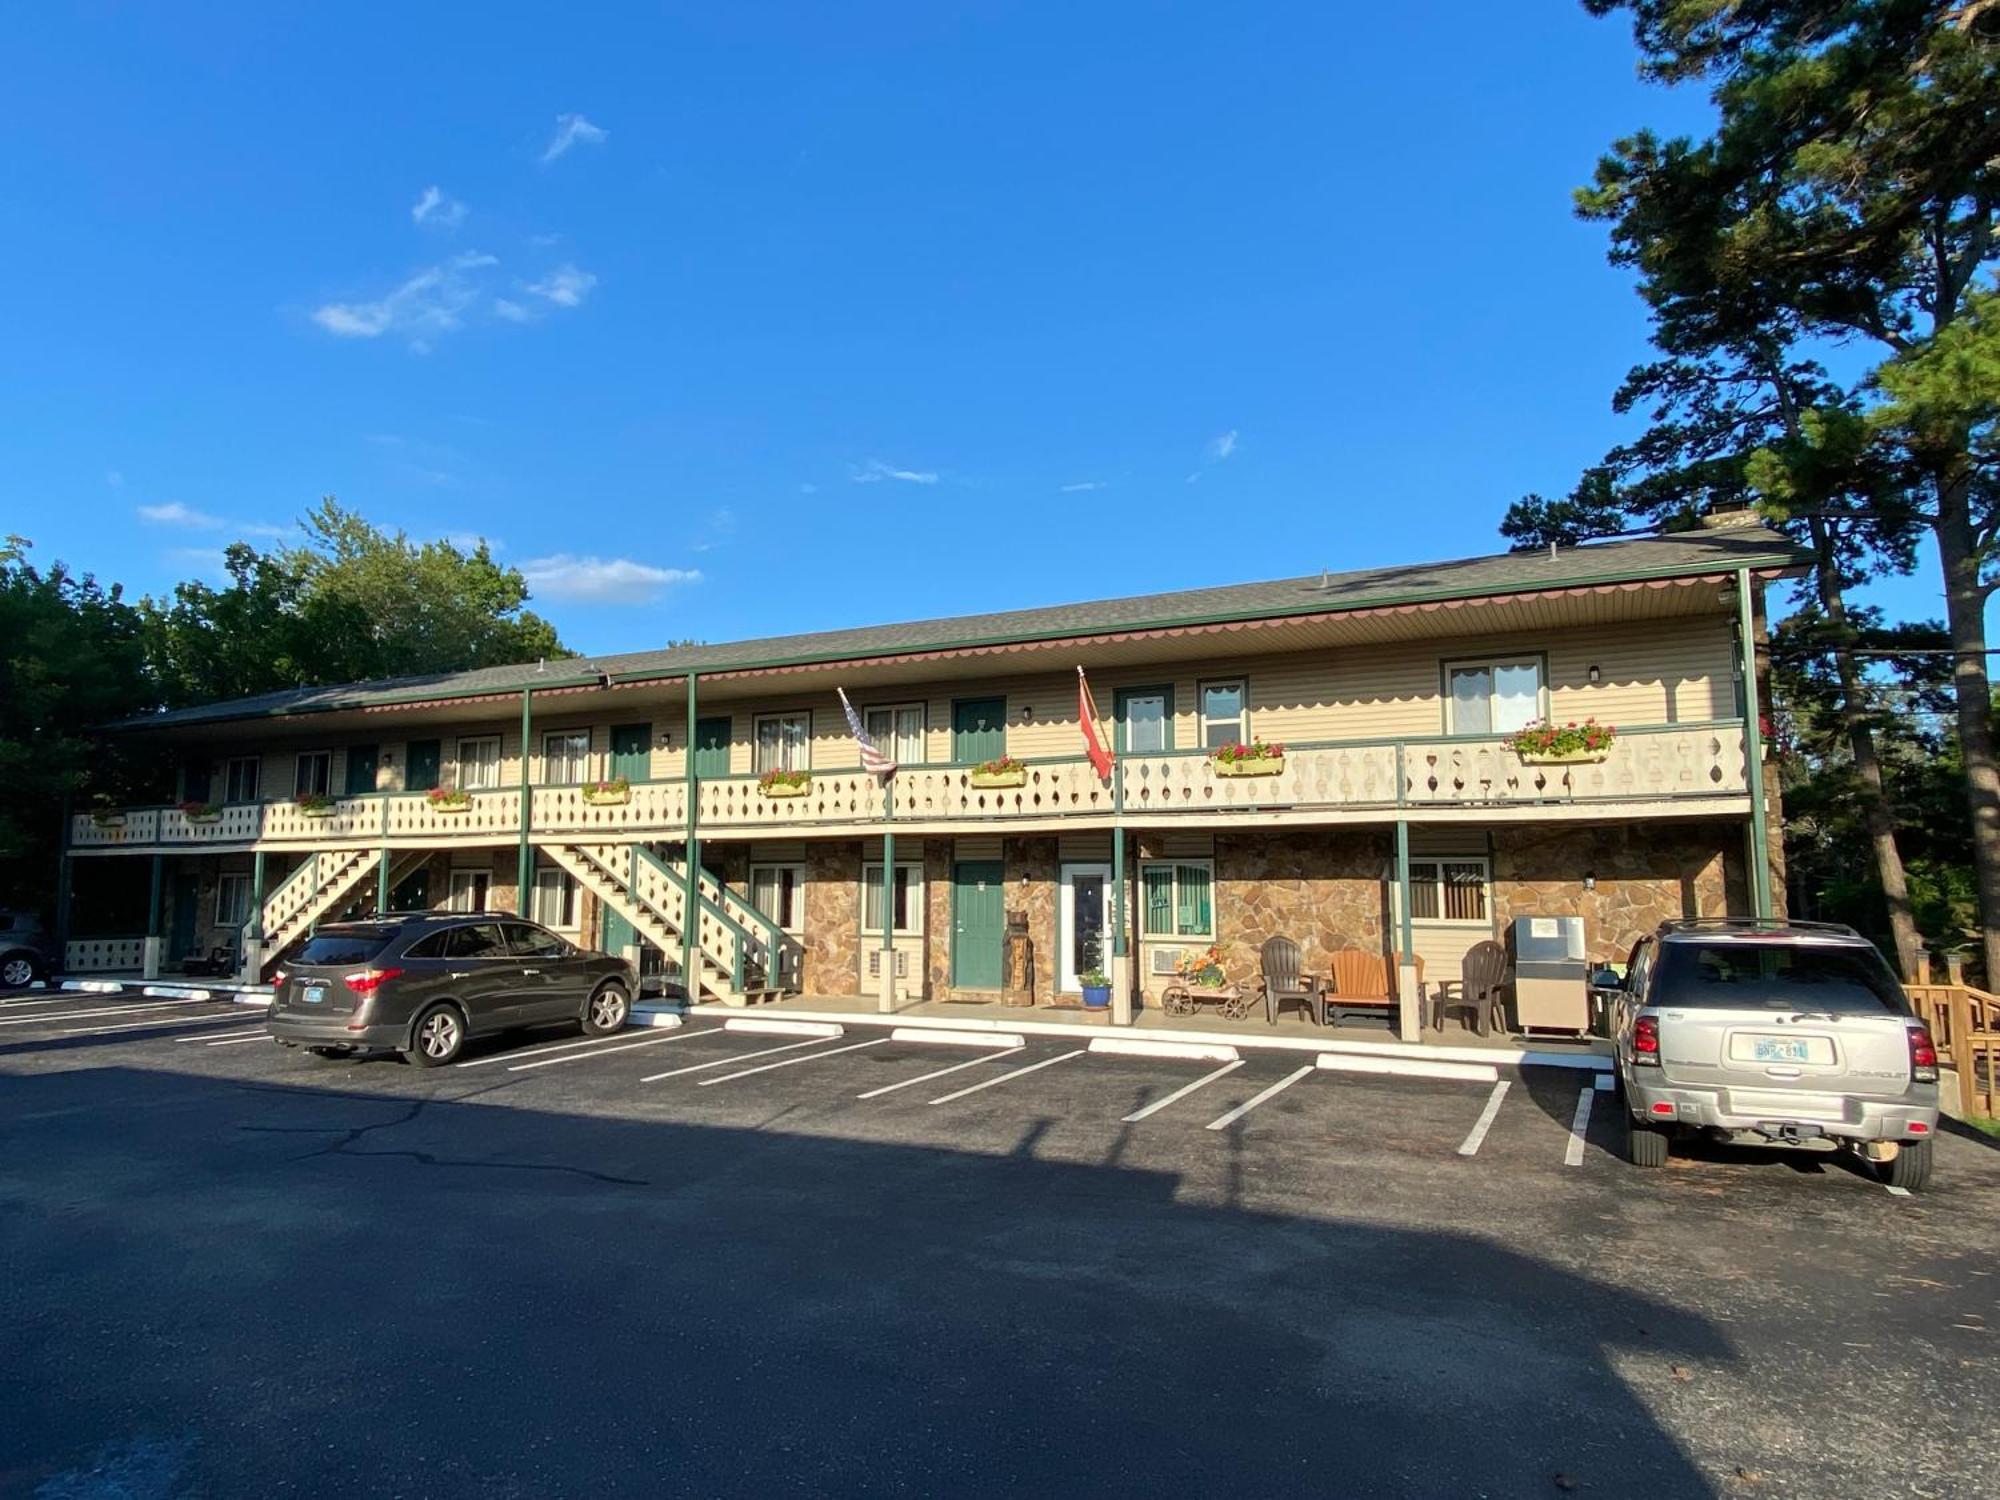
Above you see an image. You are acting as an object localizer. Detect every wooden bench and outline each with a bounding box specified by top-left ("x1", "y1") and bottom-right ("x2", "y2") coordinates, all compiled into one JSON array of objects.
[{"x1": 1324, "y1": 949, "x2": 1421, "y2": 1030}]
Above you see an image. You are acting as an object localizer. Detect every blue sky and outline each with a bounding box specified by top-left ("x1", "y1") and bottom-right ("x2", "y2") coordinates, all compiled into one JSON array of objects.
[{"x1": 0, "y1": 3, "x2": 1946, "y2": 655}]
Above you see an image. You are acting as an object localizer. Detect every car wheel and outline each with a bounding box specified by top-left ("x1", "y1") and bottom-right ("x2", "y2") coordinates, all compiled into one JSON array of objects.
[
  {"x1": 407, "y1": 1004, "x2": 466, "y2": 1068},
  {"x1": 1882, "y1": 1138, "x2": 1933, "y2": 1193},
  {"x1": 582, "y1": 982, "x2": 630, "y2": 1036},
  {"x1": 1, "y1": 954, "x2": 38, "y2": 988},
  {"x1": 1627, "y1": 1115, "x2": 1670, "y2": 1168}
]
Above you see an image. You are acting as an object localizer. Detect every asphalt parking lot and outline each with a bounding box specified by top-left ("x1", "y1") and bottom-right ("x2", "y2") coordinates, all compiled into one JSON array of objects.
[{"x1": 2, "y1": 985, "x2": 1996, "y2": 1498}]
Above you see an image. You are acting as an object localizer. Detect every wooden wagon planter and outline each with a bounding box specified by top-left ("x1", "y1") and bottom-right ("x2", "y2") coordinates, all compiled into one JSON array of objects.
[{"x1": 1160, "y1": 980, "x2": 1251, "y2": 1021}]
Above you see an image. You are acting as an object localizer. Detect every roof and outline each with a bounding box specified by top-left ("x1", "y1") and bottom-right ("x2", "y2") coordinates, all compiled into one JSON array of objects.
[{"x1": 111, "y1": 524, "x2": 1806, "y2": 731}]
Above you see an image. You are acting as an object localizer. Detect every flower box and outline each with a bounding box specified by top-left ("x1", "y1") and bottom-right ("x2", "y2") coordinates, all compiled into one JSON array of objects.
[
  {"x1": 88, "y1": 812, "x2": 126, "y2": 829},
  {"x1": 430, "y1": 800, "x2": 471, "y2": 814},
  {"x1": 297, "y1": 803, "x2": 337, "y2": 819},
  {"x1": 1213, "y1": 755, "x2": 1284, "y2": 778},
  {"x1": 969, "y1": 767, "x2": 1026, "y2": 789},
  {"x1": 185, "y1": 811, "x2": 223, "y2": 826},
  {"x1": 1504, "y1": 718, "x2": 1616, "y2": 765},
  {"x1": 759, "y1": 772, "x2": 812, "y2": 798},
  {"x1": 581, "y1": 782, "x2": 631, "y2": 806},
  {"x1": 1517, "y1": 749, "x2": 1610, "y2": 767}
]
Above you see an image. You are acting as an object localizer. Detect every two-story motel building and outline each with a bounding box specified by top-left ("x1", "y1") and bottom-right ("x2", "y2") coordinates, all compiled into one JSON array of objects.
[{"x1": 59, "y1": 521, "x2": 1798, "y2": 1043}]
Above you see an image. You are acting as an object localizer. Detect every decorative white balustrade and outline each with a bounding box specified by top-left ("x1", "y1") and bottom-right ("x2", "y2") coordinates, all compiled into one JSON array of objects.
[
  {"x1": 64, "y1": 936, "x2": 146, "y2": 972},
  {"x1": 69, "y1": 725, "x2": 1752, "y2": 850}
]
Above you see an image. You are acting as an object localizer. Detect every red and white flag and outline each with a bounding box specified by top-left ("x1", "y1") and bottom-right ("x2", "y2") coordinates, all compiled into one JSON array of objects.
[{"x1": 1077, "y1": 667, "x2": 1114, "y2": 779}]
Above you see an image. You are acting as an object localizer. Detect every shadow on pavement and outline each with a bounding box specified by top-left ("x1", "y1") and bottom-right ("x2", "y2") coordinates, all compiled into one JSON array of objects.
[{"x1": 0, "y1": 1064, "x2": 1734, "y2": 1498}]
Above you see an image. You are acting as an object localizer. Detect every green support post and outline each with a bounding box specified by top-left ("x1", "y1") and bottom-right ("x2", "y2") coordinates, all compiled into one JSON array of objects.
[
  {"x1": 54, "y1": 791, "x2": 73, "y2": 959},
  {"x1": 1395, "y1": 819, "x2": 1414, "y2": 965},
  {"x1": 147, "y1": 855, "x2": 164, "y2": 939},
  {"x1": 682, "y1": 672, "x2": 700, "y2": 999},
  {"x1": 879, "y1": 781, "x2": 896, "y2": 1013},
  {"x1": 1735, "y1": 567, "x2": 1774, "y2": 918},
  {"x1": 1111, "y1": 757, "x2": 1129, "y2": 1024},
  {"x1": 517, "y1": 687, "x2": 534, "y2": 916},
  {"x1": 376, "y1": 793, "x2": 391, "y2": 913}
]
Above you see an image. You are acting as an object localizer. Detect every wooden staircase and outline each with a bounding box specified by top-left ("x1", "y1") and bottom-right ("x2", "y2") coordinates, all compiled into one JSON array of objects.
[{"x1": 543, "y1": 842, "x2": 759, "y2": 1004}]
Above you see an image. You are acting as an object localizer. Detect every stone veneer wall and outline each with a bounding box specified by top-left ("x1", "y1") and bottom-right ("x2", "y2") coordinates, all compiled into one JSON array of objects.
[
  {"x1": 924, "y1": 841, "x2": 953, "y2": 1000},
  {"x1": 1003, "y1": 835, "x2": 1058, "y2": 1001},
  {"x1": 803, "y1": 838, "x2": 860, "y2": 994},
  {"x1": 1489, "y1": 821, "x2": 1740, "y2": 963},
  {"x1": 1210, "y1": 831, "x2": 1393, "y2": 987}
]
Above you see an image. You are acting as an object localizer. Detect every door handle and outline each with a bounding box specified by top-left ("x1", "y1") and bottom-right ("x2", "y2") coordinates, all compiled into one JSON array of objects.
[
  {"x1": 522, "y1": 968, "x2": 542, "y2": 976},
  {"x1": 448, "y1": 970, "x2": 470, "y2": 979}
]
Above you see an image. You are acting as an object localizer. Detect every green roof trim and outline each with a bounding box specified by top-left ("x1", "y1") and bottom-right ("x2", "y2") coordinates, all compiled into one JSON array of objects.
[{"x1": 108, "y1": 525, "x2": 1807, "y2": 732}]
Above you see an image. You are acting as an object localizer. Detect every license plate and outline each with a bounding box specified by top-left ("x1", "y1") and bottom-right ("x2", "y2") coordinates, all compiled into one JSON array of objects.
[
  {"x1": 302, "y1": 984, "x2": 325, "y2": 1006},
  {"x1": 1748, "y1": 1035, "x2": 1811, "y2": 1064}
]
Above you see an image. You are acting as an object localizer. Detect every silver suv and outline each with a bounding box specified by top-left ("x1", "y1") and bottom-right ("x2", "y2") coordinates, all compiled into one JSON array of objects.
[{"x1": 1611, "y1": 919, "x2": 1940, "y2": 1191}]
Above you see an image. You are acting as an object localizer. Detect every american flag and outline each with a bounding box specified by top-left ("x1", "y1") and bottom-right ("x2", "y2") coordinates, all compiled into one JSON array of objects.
[{"x1": 838, "y1": 687, "x2": 897, "y2": 776}]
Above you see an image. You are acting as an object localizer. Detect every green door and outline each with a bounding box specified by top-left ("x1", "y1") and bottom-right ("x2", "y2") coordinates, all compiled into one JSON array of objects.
[
  {"x1": 951, "y1": 860, "x2": 1006, "y2": 989},
  {"x1": 168, "y1": 874, "x2": 200, "y2": 963},
  {"x1": 951, "y1": 697, "x2": 1007, "y2": 764},
  {"x1": 694, "y1": 717, "x2": 732, "y2": 779},
  {"x1": 345, "y1": 744, "x2": 379, "y2": 796},
  {"x1": 405, "y1": 739, "x2": 442, "y2": 793},
  {"x1": 603, "y1": 904, "x2": 636, "y2": 958},
  {"x1": 610, "y1": 723, "x2": 651, "y2": 783}
]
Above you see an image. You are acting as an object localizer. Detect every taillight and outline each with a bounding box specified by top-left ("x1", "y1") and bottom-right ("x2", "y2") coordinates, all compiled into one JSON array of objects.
[
  {"x1": 271, "y1": 970, "x2": 287, "y2": 987},
  {"x1": 1631, "y1": 1015, "x2": 1661, "y2": 1065},
  {"x1": 344, "y1": 967, "x2": 404, "y2": 996},
  {"x1": 1908, "y1": 1024, "x2": 1938, "y2": 1083}
]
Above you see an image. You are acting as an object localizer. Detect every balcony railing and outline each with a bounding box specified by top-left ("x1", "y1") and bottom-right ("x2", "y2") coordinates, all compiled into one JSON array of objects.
[{"x1": 69, "y1": 721, "x2": 1751, "y2": 849}]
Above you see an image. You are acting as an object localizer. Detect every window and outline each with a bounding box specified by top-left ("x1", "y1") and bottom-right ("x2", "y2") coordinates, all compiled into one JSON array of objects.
[
  {"x1": 542, "y1": 729, "x2": 591, "y2": 785},
  {"x1": 1119, "y1": 688, "x2": 1171, "y2": 754},
  {"x1": 224, "y1": 756, "x2": 260, "y2": 804},
  {"x1": 1406, "y1": 859, "x2": 1490, "y2": 924},
  {"x1": 296, "y1": 927, "x2": 395, "y2": 966},
  {"x1": 215, "y1": 872, "x2": 252, "y2": 928},
  {"x1": 863, "y1": 704, "x2": 926, "y2": 766},
  {"x1": 1445, "y1": 658, "x2": 1544, "y2": 735},
  {"x1": 456, "y1": 735, "x2": 502, "y2": 791},
  {"x1": 405, "y1": 739, "x2": 442, "y2": 794},
  {"x1": 754, "y1": 712, "x2": 810, "y2": 775},
  {"x1": 1199, "y1": 680, "x2": 1247, "y2": 750},
  {"x1": 504, "y1": 922, "x2": 567, "y2": 958},
  {"x1": 1140, "y1": 861, "x2": 1213, "y2": 939},
  {"x1": 293, "y1": 751, "x2": 332, "y2": 799},
  {"x1": 1653, "y1": 940, "x2": 1905, "y2": 1014},
  {"x1": 441, "y1": 922, "x2": 507, "y2": 959},
  {"x1": 531, "y1": 867, "x2": 578, "y2": 929},
  {"x1": 749, "y1": 863, "x2": 803, "y2": 932},
  {"x1": 447, "y1": 869, "x2": 491, "y2": 913},
  {"x1": 862, "y1": 863, "x2": 922, "y2": 935}
]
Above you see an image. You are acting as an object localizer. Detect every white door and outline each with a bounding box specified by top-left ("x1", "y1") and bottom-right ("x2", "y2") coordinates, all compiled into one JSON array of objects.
[{"x1": 1058, "y1": 863, "x2": 1112, "y2": 992}]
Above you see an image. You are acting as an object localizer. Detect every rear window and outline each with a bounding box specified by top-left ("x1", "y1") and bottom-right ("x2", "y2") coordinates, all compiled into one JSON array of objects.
[
  {"x1": 294, "y1": 927, "x2": 396, "y2": 967},
  {"x1": 1653, "y1": 941, "x2": 1907, "y2": 1014}
]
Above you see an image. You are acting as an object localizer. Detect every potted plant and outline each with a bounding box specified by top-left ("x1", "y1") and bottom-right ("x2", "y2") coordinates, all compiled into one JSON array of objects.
[
  {"x1": 759, "y1": 768, "x2": 812, "y2": 798},
  {"x1": 295, "y1": 792, "x2": 337, "y2": 818},
  {"x1": 581, "y1": 776, "x2": 631, "y2": 806},
  {"x1": 88, "y1": 807, "x2": 126, "y2": 829},
  {"x1": 426, "y1": 786, "x2": 473, "y2": 814},
  {"x1": 1174, "y1": 944, "x2": 1230, "y2": 989},
  {"x1": 179, "y1": 800, "x2": 223, "y2": 825},
  {"x1": 1078, "y1": 967, "x2": 1112, "y2": 1009},
  {"x1": 1505, "y1": 718, "x2": 1617, "y2": 766},
  {"x1": 969, "y1": 755, "x2": 1027, "y2": 789},
  {"x1": 1211, "y1": 739, "x2": 1285, "y2": 777}
]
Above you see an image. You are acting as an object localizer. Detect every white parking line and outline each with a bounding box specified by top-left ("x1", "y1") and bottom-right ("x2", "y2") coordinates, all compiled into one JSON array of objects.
[
  {"x1": 177, "y1": 1029, "x2": 267, "y2": 1043},
  {"x1": 696, "y1": 1037, "x2": 887, "y2": 1086},
  {"x1": 0, "y1": 1000, "x2": 200, "y2": 1027},
  {"x1": 206, "y1": 1035, "x2": 273, "y2": 1047},
  {"x1": 1204, "y1": 1065, "x2": 1316, "y2": 1131},
  {"x1": 56, "y1": 1013, "x2": 250, "y2": 1039},
  {"x1": 855, "y1": 1046, "x2": 1025, "y2": 1100},
  {"x1": 1456, "y1": 1079, "x2": 1512, "y2": 1157},
  {"x1": 1564, "y1": 1085, "x2": 1594, "y2": 1166},
  {"x1": 507, "y1": 1027, "x2": 720, "y2": 1073},
  {"x1": 1121, "y1": 1059, "x2": 1247, "y2": 1122},
  {"x1": 641, "y1": 1036, "x2": 834, "y2": 1083},
  {"x1": 455, "y1": 1029, "x2": 669, "y2": 1070},
  {"x1": 929, "y1": 1048, "x2": 1085, "y2": 1105},
  {"x1": 1885, "y1": 1185, "x2": 1913, "y2": 1198}
]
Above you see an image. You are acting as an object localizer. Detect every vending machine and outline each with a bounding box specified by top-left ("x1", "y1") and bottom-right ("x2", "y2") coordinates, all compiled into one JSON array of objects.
[{"x1": 1510, "y1": 915, "x2": 1590, "y2": 1035}]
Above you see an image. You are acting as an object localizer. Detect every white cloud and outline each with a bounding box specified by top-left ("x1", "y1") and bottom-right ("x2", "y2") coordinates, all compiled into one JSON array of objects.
[
  {"x1": 309, "y1": 252, "x2": 498, "y2": 345},
  {"x1": 411, "y1": 185, "x2": 467, "y2": 229},
  {"x1": 493, "y1": 298, "x2": 533, "y2": 323},
  {"x1": 1059, "y1": 480, "x2": 1105, "y2": 493},
  {"x1": 541, "y1": 113, "x2": 607, "y2": 163},
  {"x1": 241, "y1": 521, "x2": 293, "y2": 539},
  {"x1": 850, "y1": 459, "x2": 938, "y2": 486},
  {"x1": 1208, "y1": 429, "x2": 1238, "y2": 461},
  {"x1": 520, "y1": 554, "x2": 701, "y2": 604},
  {"x1": 138, "y1": 501, "x2": 224, "y2": 529},
  {"x1": 525, "y1": 264, "x2": 596, "y2": 308}
]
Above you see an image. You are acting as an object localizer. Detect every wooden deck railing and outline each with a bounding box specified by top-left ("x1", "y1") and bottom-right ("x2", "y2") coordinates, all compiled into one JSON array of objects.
[{"x1": 1906, "y1": 984, "x2": 2000, "y2": 1118}]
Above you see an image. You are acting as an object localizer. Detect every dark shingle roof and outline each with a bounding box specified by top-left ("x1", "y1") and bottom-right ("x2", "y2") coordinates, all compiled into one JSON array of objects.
[{"x1": 112, "y1": 524, "x2": 1805, "y2": 731}]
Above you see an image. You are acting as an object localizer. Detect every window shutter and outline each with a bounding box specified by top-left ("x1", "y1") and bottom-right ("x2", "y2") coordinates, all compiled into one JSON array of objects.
[
  {"x1": 1142, "y1": 865, "x2": 1174, "y2": 937},
  {"x1": 1176, "y1": 863, "x2": 1212, "y2": 936}
]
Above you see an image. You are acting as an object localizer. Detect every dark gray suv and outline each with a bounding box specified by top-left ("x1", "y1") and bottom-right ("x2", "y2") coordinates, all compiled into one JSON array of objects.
[
  {"x1": 0, "y1": 910, "x2": 58, "y2": 989},
  {"x1": 267, "y1": 913, "x2": 635, "y2": 1067}
]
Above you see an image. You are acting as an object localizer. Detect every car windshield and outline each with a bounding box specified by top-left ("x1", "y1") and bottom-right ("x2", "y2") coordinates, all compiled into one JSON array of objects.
[
  {"x1": 294, "y1": 928, "x2": 396, "y2": 967},
  {"x1": 1653, "y1": 940, "x2": 1907, "y2": 1014}
]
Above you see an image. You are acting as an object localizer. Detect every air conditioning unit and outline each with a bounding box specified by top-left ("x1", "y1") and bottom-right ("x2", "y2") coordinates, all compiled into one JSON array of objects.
[
  {"x1": 1149, "y1": 946, "x2": 1186, "y2": 976},
  {"x1": 866, "y1": 950, "x2": 910, "y2": 979}
]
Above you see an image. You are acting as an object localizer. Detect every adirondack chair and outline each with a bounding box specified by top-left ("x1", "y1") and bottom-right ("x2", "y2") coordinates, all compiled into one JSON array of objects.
[
  {"x1": 1325, "y1": 948, "x2": 1407, "y2": 1030},
  {"x1": 1258, "y1": 936, "x2": 1326, "y2": 1026},
  {"x1": 1433, "y1": 939, "x2": 1510, "y2": 1037}
]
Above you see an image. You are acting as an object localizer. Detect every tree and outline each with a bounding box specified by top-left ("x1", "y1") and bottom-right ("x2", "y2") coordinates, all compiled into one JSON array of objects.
[
  {"x1": 0, "y1": 538, "x2": 151, "y2": 914},
  {"x1": 1564, "y1": 0, "x2": 2000, "y2": 978}
]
